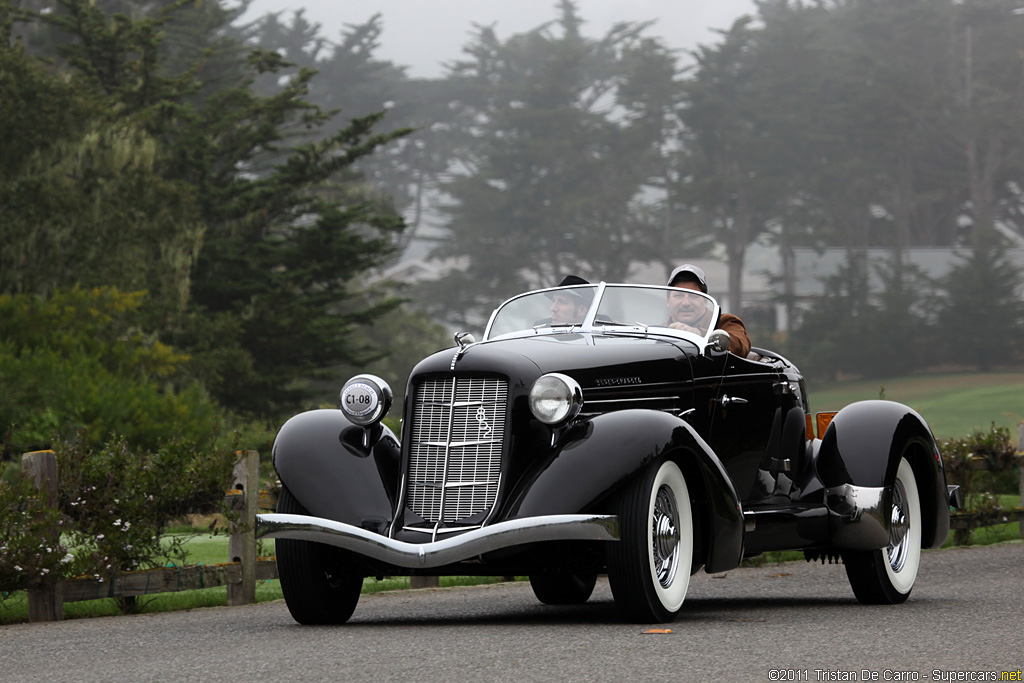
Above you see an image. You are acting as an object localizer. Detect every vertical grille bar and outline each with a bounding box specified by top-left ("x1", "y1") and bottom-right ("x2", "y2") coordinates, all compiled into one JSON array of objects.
[{"x1": 407, "y1": 377, "x2": 507, "y2": 524}]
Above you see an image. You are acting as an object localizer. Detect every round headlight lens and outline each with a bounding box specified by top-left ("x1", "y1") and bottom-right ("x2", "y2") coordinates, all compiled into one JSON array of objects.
[
  {"x1": 528, "y1": 373, "x2": 583, "y2": 425},
  {"x1": 340, "y1": 374, "x2": 392, "y2": 426}
]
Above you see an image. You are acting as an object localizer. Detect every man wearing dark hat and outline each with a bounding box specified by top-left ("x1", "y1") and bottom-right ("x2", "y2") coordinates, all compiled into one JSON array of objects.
[
  {"x1": 666, "y1": 264, "x2": 751, "y2": 356},
  {"x1": 547, "y1": 275, "x2": 593, "y2": 324}
]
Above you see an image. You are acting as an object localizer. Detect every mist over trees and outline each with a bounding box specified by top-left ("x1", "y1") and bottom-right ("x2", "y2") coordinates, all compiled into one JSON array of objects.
[{"x1": 2, "y1": 0, "x2": 1023, "y2": 450}]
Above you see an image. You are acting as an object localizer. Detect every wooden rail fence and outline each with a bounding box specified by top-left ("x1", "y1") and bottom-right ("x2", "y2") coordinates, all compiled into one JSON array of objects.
[
  {"x1": 18, "y1": 422, "x2": 1024, "y2": 622},
  {"x1": 948, "y1": 422, "x2": 1024, "y2": 541},
  {"x1": 22, "y1": 450, "x2": 276, "y2": 622}
]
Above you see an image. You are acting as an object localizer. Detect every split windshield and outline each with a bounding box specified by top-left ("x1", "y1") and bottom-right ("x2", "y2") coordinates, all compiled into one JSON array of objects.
[{"x1": 484, "y1": 284, "x2": 720, "y2": 342}]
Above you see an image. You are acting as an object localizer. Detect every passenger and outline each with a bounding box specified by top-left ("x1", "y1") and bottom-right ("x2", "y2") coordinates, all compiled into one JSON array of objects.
[
  {"x1": 666, "y1": 264, "x2": 751, "y2": 356},
  {"x1": 546, "y1": 275, "x2": 593, "y2": 325}
]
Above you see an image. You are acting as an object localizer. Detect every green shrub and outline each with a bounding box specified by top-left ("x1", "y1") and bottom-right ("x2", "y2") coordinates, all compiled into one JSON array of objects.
[
  {"x1": 0, "y1": 463, "x2": 68, "y2": 594},
  {"x1": 55, "y1": 433, "x2": 238, "y2": 583},
  {"x1": 941, "y1": 423, "x2": 1018, "y2": 499},
  {"x1": 0, "y1": 288, "x2": 224, "y2": 458},
  {"x1": 941, "y1": 423, "x2": 1019, "y2": 545},
  {"x1": 0, "y1": 434, "x2": 237, "y2": 597}
]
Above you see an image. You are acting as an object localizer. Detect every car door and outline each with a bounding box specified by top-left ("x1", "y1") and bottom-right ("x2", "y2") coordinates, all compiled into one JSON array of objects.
[{"x1": 689, "y1": 353, "x2": 789, "y2": 506}]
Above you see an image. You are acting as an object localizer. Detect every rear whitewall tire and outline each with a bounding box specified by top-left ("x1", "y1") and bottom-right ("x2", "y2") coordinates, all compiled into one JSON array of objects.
[{"x1": 844, "y1": 457, "x2": 922, "y2": 604}]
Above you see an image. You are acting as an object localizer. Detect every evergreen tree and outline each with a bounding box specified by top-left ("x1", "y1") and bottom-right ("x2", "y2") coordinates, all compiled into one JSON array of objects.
[
  {"x1": 935, "y1": 246, "x2": 1024, "y2": 369},
  {"x1": 421, "y1": 1, "x2": 682, "y2": 327},
  {"x1": 1, "y1": 0, "x2": 413, "y2": 416}
]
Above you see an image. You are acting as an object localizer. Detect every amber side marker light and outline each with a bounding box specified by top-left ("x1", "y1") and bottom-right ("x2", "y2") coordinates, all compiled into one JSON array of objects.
[
  {"x1": 807, "y1": 412, "x2": 838, "y2": 439},
  {"x1": 815, "y1": 412, "x2": 837, "y2": 439}
]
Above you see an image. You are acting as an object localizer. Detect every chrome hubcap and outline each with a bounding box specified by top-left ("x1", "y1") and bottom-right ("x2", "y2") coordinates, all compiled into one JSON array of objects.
[
  {"x1": 652, "y1": 484, "x2": 681, "y2": 588},
  {"x1": 887, "y1": 479, "x2": 910, "y2": 572}
]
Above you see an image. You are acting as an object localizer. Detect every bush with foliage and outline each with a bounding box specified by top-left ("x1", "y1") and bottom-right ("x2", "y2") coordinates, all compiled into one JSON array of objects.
[
  {"x1": 55, "y1": 433, "x2": 238, "y2": 581},
  {"x1": 940, "y1": 423, "x2": 1019, "y2": 545},
  {"x1": 0, "y1": 288, "x2": 224, "y2": 459},
  {"x1": 0, "y1": 433, "x2": 237, "y2": 597},
  {"x1": 941, "y1": 423, "x2": 1018, "y2": 500},
  {"x1": 0, "y1": 464, "x2": 68, "y2": 594}
]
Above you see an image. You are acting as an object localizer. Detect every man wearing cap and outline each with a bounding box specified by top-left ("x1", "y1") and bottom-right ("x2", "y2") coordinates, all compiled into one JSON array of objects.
[
  {"x1": 666, "y1": 264, "x2": 751, "y2": 356},
  {"x1": 548, "y1": 275, "x2": 593, "y2": 324}
]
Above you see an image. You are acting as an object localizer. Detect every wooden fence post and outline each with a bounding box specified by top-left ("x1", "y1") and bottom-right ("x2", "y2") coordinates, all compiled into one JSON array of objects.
[
  {"x1": 22, "y1": 450, "x2": 63, "y2": 622},
  {"x1": 1018, "y1": 422, "x2": 1024, "y2": 540},
  {"x1": 227, "y1": 450, "x2": 259, "y2": 606}
]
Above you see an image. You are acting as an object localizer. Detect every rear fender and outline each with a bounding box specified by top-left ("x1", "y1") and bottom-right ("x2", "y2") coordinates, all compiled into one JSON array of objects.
[
  {"x1": 815, "y1": 400, "x2": 949, "y2": 549},
  {"x1": 506, "y1": 409, "x2": 744, "y2": 573},
  {"x1": 272, "y1": 409, "x2": 399, "y2": 530}
]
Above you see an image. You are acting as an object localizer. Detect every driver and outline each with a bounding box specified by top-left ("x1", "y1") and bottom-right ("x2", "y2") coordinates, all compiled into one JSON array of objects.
[
  {"x1": 665, "y1": 264, "x2": 751, "y2": 356},
  {"x1": 546, "y1": 275, "x2": 592, "y2": 324}
]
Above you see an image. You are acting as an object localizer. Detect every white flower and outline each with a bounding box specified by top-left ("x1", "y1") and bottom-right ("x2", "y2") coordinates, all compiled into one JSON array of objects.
[
  {"x1": 96, "y1": 533, "x2": 105, "y2": 540},
  {"x1": 14, "y1": 565, "x2": 23, "y2": 572}
]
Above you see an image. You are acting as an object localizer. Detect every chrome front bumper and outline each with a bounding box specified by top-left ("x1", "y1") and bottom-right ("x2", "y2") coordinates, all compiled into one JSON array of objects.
[{"x1": 256, "y1": 513, "x2": 620, "y2": 569}]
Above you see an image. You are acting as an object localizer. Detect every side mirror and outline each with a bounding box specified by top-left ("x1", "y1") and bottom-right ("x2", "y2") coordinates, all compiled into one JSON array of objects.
[{"x1": 705, "y1": 329, "x2": 731, "y2": 357}]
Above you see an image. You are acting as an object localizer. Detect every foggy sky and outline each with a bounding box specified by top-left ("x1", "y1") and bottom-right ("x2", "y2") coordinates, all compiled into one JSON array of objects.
[{"x1": 243, "y1": 0, "x2": 758, "y2": 78}]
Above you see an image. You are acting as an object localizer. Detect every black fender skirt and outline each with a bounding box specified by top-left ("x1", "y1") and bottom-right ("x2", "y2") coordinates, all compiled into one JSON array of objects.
[{"x1": 815, "y1": 400, "x2": 950, "y2": 550}]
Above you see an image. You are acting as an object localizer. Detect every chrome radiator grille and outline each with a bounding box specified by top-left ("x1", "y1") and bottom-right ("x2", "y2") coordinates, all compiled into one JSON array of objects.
[{"x1": 407, "y1": 377, "x2": 507, "y2": 524}]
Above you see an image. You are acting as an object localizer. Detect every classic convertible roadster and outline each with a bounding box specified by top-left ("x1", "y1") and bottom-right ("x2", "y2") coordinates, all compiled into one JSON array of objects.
[{"x1": 257, "y1": 282, "x2": 962, "y2": 624}]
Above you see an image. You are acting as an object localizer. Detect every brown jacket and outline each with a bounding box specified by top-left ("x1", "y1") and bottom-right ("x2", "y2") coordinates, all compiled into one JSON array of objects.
[{"x1": 717, "y1": 312, "x2": 751, "y2": 357}]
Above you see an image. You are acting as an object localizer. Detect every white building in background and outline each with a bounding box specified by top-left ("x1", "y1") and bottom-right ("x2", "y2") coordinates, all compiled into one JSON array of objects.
[{"x1": 630, "y1": 246, "x2": 1024, "y2": 333}]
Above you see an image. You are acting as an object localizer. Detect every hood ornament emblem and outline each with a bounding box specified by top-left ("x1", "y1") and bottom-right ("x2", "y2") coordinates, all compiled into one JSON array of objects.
[{"x1": 451, "y1": 331, "x2": 477, "y2": 370}]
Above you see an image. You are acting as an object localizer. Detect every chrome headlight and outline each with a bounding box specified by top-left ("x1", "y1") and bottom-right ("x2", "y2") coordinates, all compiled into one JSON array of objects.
[
  {"x1": 340, "y1": 374, "x2": 392, "y2": 426},
  {"x1": 528, "y1": 373, "x2": 583, "y2": 425}
]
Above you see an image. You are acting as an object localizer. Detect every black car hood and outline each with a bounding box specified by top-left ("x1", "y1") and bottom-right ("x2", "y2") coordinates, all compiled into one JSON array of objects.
[{"x1": 410, "y1": 332, "x2": 699, "y2": 391}]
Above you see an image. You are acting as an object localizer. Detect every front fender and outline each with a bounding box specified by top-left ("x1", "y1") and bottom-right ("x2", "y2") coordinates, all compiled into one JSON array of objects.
[
  {"x1": 272, "y1": 409, "x2": 400, "y2": 530},
  {"x1": 505, "y1": 409, "x2": 744, "y2": 573},
  {"x1": 816, "y1": 400, "x2": 949, "y2": 549}
]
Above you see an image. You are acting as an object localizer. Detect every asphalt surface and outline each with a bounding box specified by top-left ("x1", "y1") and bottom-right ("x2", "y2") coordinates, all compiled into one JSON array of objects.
[{"x1": 2, "y1": 542, "x2": 1022, "y2": 682}]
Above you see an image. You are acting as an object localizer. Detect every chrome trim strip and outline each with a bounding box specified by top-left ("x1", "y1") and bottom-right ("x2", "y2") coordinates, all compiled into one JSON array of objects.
[
  {"x1": 419, "y1": 439, "x2": 501, "y2": 448},
  {"x1": 258, "y1": 513, "x2": 620, "y2": 568},
  {"x1": 585, "y1": 396, "x2": 680, "y2": 405},
  {"x1": 403, "y1": 524, "x2": 481, "y2": 535}
]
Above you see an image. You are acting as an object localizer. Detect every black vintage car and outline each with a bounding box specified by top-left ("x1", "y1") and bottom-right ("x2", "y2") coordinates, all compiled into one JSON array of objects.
[{"x1": 257, "y1": 282, "x2": 962, "y2": 624}]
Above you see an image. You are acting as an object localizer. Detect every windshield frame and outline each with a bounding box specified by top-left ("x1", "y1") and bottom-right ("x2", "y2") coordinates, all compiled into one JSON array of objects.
[{"x1": 482, "y1": 282, "x2": 722, "y2": 348}]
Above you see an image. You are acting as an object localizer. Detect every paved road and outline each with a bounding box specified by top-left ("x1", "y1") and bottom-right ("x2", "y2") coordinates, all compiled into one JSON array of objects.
[{"x1": 2, "y1": 543, "x2": 1022, "y2": 682}]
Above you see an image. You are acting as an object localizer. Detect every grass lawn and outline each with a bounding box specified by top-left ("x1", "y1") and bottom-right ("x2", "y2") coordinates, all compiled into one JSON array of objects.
[{"x1": 807, "y1": 369, "x2": 1024, "y2": 444}]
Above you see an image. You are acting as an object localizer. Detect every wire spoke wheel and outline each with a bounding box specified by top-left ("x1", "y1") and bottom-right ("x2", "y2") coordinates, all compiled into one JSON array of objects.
[
  {"x1": 652, "y1": 485, "x2": 682, "y2": 590},
  {"x1": 607, "y1": 459, "x2": 692, "y2": 623},
  {"x1": 844, "y1": 457, "x2": 922, "y2": 604}
]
